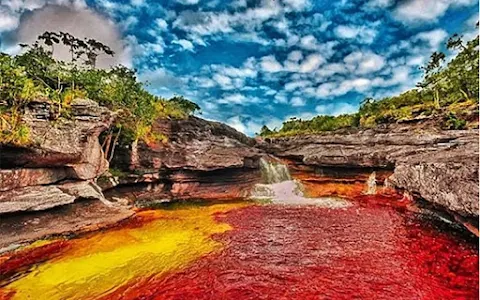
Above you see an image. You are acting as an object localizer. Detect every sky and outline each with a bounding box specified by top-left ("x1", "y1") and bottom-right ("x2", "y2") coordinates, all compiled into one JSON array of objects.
[{"x1": 0, "y1": 0, "x2": 478, "y2": 135}]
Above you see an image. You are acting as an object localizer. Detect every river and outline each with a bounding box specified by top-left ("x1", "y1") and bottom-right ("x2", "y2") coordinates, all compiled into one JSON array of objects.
[{"x1": 0, "y1": 161, "x2": 477, "y2": 299}]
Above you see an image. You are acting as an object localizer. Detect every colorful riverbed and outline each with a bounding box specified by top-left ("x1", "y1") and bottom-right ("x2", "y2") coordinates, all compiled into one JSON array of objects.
[{"x1": 0, "y1": 195, "x2": 478, "y2": 300}]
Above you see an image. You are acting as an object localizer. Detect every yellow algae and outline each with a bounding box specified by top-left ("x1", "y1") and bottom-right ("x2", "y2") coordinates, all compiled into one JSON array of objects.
[{"x1": 2, "y1": 203, "x2": 247, "y2": 300}]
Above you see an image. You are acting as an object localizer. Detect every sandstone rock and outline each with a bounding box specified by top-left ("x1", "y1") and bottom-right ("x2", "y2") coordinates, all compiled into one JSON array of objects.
[
  {"x1": 0, "y1": 200, "x2": 134, "y2": 249},
  {"x1": 107, "y1": 116, "x2": 264, "y2": 203},
  {"x1": 389, "y1": 146, "x2": 479, "y2": 218},
  {"x1": 260, "y1": 129, "x2": 479, "y2": 217},
  {"x1": 113, "y1": 116, "x2": 261, "y2": 172},
  {"x1": 0, "y1": 99, "x2": 113, "y2": 214},
  {"x1": 0, "y1": 98, "x2": 111, "y2": 176},
  {"x1": 57, "y1": 181, "x2": 105, "y2": 201},
  {"x1": 259, "y1": 130, "x2": 473, "y2": 168},
  {"x1": 0, "y1": 168, "x2": 69, "y2": 192},
  {"x1": 0, "y1": 181, "x2": 106, "y2": 214},
  {"x1": 0, "y1": 186, "x2": 76, "y2": 214}
]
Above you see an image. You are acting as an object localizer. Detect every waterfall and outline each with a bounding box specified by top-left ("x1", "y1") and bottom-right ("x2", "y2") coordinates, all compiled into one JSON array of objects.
[
  {"x1": 259, "y1": 158, "x2": 292, "y2": 183},
  {"x1": 364, "y1": 172, "x2": 377, "y2": 195},
  {"x1": 251, "y1": 158, "x2": 350, "y2": 208}
]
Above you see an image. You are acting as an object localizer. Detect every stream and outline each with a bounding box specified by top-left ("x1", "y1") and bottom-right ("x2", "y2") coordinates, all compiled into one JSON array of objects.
[{"x1": 0, "y1": 161, "x2": 478, "y2": 299}]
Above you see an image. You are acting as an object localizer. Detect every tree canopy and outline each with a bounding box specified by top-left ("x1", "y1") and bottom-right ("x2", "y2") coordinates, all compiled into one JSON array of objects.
[{"x1": 0, "y1": 31, "x2": 200, "y2": 146}]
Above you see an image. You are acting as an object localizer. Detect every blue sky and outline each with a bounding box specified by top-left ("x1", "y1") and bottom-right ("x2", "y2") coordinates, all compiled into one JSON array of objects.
[{"x1": 0, "y1": 0, "x2": 478, "y2": 135}]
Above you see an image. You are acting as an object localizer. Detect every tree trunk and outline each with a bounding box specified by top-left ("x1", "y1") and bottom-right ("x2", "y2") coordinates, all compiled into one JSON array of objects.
[
  {"x1": 108, "y1": 126, "x2": 121, "y2": 162},
  {"x1": 434, "y1": 89, "x2": 440, "y2": 109},
  {"x1": 103, "y1": 133, "x2": 113, "y2": 160},
  {"x1": 130, "y1": 138, "x2": 139, "y2": 171}
]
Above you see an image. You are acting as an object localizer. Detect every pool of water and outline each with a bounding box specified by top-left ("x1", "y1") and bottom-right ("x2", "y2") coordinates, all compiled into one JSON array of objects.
[{"x1": 0, "y1": 195, "x2": 478, "y2": 300}]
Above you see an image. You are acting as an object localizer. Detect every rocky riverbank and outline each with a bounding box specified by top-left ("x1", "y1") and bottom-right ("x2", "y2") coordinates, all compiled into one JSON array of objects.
[
  {"x1": 0, "y1": 99, "x2": 478, "y2": 247},
  {"x1": 257, "y1": 125, "x2": 479, "y2": 222}
]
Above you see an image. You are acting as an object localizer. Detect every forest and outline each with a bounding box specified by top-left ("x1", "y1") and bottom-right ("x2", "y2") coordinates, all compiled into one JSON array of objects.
[{"x1": 260, "y1": 32, "x2": 479, "y2": 137}]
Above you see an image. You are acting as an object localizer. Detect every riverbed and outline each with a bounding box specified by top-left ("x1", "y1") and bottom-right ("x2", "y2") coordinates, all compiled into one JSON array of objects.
[{"x1": 0, "y1": 192, "x2": 477, "y2": 300}]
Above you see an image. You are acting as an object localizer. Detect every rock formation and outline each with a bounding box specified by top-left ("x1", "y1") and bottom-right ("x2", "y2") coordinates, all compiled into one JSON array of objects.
[
  {"x1": 104, "y1": 116, "x2": 263, "y2": 203},
  {"x1": 0, "y1": 98, "x2": 114, "y2": 214},
  {"x1": 258, "y1": 127, "x2": 479, "y2": 219}
]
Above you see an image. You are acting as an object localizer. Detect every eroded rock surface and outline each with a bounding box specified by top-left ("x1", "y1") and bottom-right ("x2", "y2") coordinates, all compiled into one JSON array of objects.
[
  {"x1": 106, "y1": 116, "x2": 263, "y2": 203},
  {"x1": 259, "y1": 128, "x2": 479, "y2": 217},
  {"x1": 114, "y1": 116, "x2": 260, "y2": 171},
  {"x1": 0, "y1": 99, "x2": 112, "y2": 214},
  {"x1": 0, "y1": 98, "x2": 111, "y2": 178}
]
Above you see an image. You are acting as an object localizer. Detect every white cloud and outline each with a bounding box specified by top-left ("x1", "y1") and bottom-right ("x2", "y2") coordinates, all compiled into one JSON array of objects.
[
  {"x1": 284, "y1": 80, "x2": 311, "y2": 91},
  {"x1": 219, "y1": 93, "x2": 247, "y2": 104},
  {"x1": 227, "y1": 116, "x2": 247, "y2": 133},
  {"x1": 172, "y1": 39, "x2": 195, "y2": 51},
  {"x1": 0, "y1": 7, "x2": 19, "y2": 33},
  {"x1": 177, "y1": 0, "x2": 200, "y2": 5},
  {"x1": 283, "y1": 0, "x2": 311, "y2": 11},
  {"x1": 291, "y1": 97, "x2": 306, "y2": 107},
  {"x1": 414, "y1": 29, "x2": 448, "y2": 49},
  {"x1": 316, "y1": 78, "x2": 373, "y2": 98},
  {"x1": 315, "y1": 102, "x2": 358, "y2": 116},
  {"x1": 155, "y1": 18, "x2": 168, "y2": 31},
  {"x1": 287, "y1": 50, "x2": 303, "y2": 62},
  {"x1": 315, "y1": 63, "x2": 347, "y2": 78},
  {"x1": 366, "y1": 0, "x2": 393, "y2": 8},
  {"x1": 213, "y1": 66, "x2": 257, "y2": 79},
  {"x1": 173, "y1": 1, "x2": 282, "y2": 37},
  {"x1": 299, "y1": 53, "x2": 325, "y2": 73},
  {"x1": 131, "y1": 0, "x2": 145, "y2": 6},
  {"x1": 334, "y1": 25, "x2": 377, "y2": 44},
  {"x1": 139, "y1": 68, "x2": 184, "y2": 91},
  {"x1": 274, "y1": 93, "x2": 289, "y2": 104},
  {"x1": 213, "y1": 74, "x2": 233, "y2": 89},
  {"x1": 195, "y1": 77, "x2": 216, "y2": 88},
  {"x1": 260, "y1": 55, "x2": 283, "y2": 73},
  {"x1": 300, "y1": 34, "x2": 319, "y2": 50},
  {"x1": 394, "y1": 0, "x2": 476, "y2": 23},
  {"x1": 344, "y1": 51, "x2": 385, "y2": 74}
]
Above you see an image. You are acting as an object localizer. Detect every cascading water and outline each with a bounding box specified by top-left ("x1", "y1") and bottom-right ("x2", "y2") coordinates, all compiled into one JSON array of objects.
[
  {"x1": 251, "y1": 158, "x2": 350, "y2": 208},
  {"x1": 259, "y1": 158, "x2": 292, "y2": 183}
]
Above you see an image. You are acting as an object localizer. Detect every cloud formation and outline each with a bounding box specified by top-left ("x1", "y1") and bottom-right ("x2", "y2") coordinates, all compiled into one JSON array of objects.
[{"x1": 0, "y1": 0, "x2": 477, "y2": 135}]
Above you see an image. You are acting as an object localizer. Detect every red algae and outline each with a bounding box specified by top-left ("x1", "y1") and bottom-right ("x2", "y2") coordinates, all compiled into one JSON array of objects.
[
  {"x1": 102, "y1": 196, "x2": 478, "y2": 300},
  {"x1": 0, "y1": 241, "x2": 70, "y2": 281}
]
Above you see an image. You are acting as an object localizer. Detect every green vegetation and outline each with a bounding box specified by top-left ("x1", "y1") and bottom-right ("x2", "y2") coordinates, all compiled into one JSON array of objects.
[
  {"x1": 260, "y1": 31, "x2": 479, "y2": 137},
  {"x1": 0, "y1": 31, "x2": 199, "y2": 154}
]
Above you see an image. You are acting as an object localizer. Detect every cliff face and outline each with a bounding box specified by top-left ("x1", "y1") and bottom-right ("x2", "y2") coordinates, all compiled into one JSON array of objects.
[
  {"x1": 0, "y1": 99, "x2": 115, "y2": 214},
  {"x1": 105, "y1": 116, "x2": 263, "y2": 203},
  {"x1": 0, "y1": 102, "x2": 264, "y2": 247},
  {"x1": 258, "y1": 128, "x2": 479, "y2": 218}
]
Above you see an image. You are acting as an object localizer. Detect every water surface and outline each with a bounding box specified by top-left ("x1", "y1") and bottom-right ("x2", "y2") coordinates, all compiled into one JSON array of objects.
[{"x1": 0, "y1": 196, "x2": 477, "y2": 299}]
